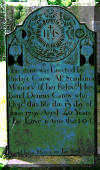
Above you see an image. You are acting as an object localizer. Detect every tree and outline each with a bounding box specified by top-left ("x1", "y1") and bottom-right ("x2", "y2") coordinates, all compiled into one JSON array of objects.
[
  {"x1": 15, "y1": 4, "x2": 23, "y2": 11},
  {"x1": 14, "y1": 10, "x2": 20, "y2": 20},
  {"x1": 47, "y1": 0, "x2": 72, "y2": 6}
]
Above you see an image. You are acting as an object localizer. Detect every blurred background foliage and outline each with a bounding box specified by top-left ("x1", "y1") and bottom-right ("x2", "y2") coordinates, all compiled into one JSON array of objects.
[
  {"x1": 5, "y1": 0, "x2": 77, "y2": 5},
  {"x1": 47, "y1": 0, "x2": 72, "y2": 7},
  {"x1": 5, "y1": 0, "x2": 27, "y2": 2},
  {"x1": 13, "y1": 1, "x2": 77, "y2": 25},
  {"x1": 14, "y1": 5, "x2": 27, "y2": 25},
  {"x1": 0, "y1": 0, "x2": 5, "y2": 62}
]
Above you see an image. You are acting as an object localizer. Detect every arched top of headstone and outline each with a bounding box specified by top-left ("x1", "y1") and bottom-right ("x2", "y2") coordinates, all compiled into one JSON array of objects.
[{"x1": 7, "y1": 6, "x2": 95, "y2": 62}]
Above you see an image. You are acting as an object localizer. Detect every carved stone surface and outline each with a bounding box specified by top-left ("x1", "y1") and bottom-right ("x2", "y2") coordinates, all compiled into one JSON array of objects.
[{"x1": 6, "y1": 6, "x2": 96, "y2": 157}]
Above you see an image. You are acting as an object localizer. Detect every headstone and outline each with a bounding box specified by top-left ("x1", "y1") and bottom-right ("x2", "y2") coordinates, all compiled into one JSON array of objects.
[{"x1": 6, "y1": 6, "x2": 96, "y2": 157}]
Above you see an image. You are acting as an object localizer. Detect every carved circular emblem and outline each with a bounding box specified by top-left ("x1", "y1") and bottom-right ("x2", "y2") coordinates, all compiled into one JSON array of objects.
[
  {"x1": 40, "y1": 22, "x2": 62, "y2": 46},
  {"x1": 75, "y1": 29, "x2": 85, "y2": 39},
  {"x1": 24, "y1": 7, "x2": 80, "y2": 62}
]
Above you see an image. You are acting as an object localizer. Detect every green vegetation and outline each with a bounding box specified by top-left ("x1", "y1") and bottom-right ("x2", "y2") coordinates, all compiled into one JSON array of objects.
[
  {"x1": 97, "y1": 85, "x2": 100, "y2": 92},
  {"x1": 4, "y1": 0, "x2": 100, "y2": 6},
  {"x1": 14, "y1": 10, "x2": 20, "y2": 20},
  {"x1": 0, "y1": 148, "x2": 7, "y2": 168},
  {"x1": 47, "y1": 0, "x2": 72, "y2": 6},
  {"x1": 15, "y1": 4, "x2": 23, "y2": 10},
  {"x1": 5, "y1": 0, "x2": 27, "y2": 2},
  {"x1": 0, "y1": 31, "x2": 5, "y2": 62},
  {"x1": 14, "y1": 5, "x2": 26, "y2": 26},
  {"x1": 5, "y1": 0, "x2": 77, "y2": 6}
]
